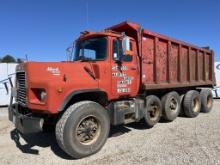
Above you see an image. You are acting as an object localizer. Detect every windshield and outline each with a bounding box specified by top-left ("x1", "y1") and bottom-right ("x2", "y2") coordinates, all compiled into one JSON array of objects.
[{"x1": 74, "y1": 37, "x2": 107, "y2": 61}]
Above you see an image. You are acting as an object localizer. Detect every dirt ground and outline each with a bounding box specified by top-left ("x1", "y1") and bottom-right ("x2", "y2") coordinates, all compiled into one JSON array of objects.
[{"x1": 0, "y1": 100, "x2": 220, "y2": 165}]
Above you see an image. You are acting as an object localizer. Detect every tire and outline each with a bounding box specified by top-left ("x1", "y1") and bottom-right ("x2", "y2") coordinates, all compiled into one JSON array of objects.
[
  {"x1": 161, "y1": 91, "x2": 180, "y2": 121},
  {"x1": 200, "y1": 89, "x2": 213, "y2": 113},
  {"x1": 55, "y1": 101, "x2": 110, "y2": 159},
  {"x1": 179, "y1": 94, "x2": 185, "y2": 116},
  {"x1": 183, "y1": 90, "x2": 201, "y2": 118},
  {"x1": 144, "y1": 95, "x2": 162, "y2": 127}
]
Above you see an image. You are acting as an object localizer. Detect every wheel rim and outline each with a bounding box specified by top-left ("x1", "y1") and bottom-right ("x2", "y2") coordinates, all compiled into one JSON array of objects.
[
  {"x1": 169, "y1": 97, "x2": 178, "y2": 112},
  {"x1": 76, "y1": 115, "x2": 101, "y2": 145},
  {"x1": 148, "y1": 101, "x2": 160, "y2": 121},
  {"x1": 192, "y1": 97, "x2": 199, "y2": 112},
  {"x1": 207, "y1": 94, "x2": 213, "y2": 109}
]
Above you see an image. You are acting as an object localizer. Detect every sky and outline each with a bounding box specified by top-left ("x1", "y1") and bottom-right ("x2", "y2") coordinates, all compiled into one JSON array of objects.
[{"x1": 0, "y1": 0, "x2": 219, "y2": 62}]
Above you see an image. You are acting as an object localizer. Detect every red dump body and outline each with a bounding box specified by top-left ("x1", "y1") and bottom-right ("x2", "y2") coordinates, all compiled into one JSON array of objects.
[{"x1": 109, "y1": 21, "x2": 215, "y2": 90}]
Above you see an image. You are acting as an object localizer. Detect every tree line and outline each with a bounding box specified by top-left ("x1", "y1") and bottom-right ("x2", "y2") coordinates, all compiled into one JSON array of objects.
[{"x1": 0, "y1": 55, "x2": 23, "y2": 63}]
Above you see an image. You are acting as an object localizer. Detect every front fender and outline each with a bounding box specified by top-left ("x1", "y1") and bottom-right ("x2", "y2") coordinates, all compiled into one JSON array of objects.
[{"x1": 58, "y1": 89, "x2": 108, "y2": 112}]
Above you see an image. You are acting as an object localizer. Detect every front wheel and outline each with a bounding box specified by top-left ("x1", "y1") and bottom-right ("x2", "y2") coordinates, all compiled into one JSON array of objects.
[{"x1": 56, "y1": 101, "x2": 110, "y2": 159}]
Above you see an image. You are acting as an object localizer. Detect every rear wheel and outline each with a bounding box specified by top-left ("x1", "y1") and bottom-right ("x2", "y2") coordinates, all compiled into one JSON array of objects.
[
  {"x1": 56, "y1": 101, "x2": 110, "y2": 159},
  {"x1": 161, "y1": 92, "x2": 180, "y2": 121},
  {"x1": 200, "y1": 89, "x2": 213, "y2": 113},
  {"x1": 179, "y1": 94, "x2": 185, "y2": 116},
  {"x1": 144, "y1": 95, "x2": 162, "y2": 127},
  {"x1": 183, "y1": 90, "x2": 201, "y2": 118}
]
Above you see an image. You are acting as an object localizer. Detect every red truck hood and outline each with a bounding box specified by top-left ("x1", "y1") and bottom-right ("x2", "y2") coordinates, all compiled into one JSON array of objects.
[
  {"x1": 18, "y1": 61, "x2": 98, "y2": 86},
  {"x1": 16, "y1": 61, "x2": 98, "y2": 113}
]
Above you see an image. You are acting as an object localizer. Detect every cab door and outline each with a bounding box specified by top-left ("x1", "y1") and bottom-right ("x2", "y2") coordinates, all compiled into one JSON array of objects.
[{"x1": 111, "y1": 38, "x2": 140, "y2": 98}]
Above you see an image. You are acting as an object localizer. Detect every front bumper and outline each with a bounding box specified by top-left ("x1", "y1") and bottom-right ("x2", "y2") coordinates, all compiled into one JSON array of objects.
[{"x1": 8, "y1": 103, "x2": 44, "y2": 134}]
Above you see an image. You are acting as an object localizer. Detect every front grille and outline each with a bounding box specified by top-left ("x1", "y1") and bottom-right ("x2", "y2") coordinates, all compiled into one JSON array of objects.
[{"x1": 16, "y1": 72, "x2": 27, "y2": 105}]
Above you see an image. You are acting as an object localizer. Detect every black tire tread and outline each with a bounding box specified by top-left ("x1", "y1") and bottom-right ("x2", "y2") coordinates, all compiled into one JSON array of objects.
[
  {"x1": 200, "y1": 89, "x2": 213, "y2": 113},
  {"x1": 179, "y1": 94, "x2": 185, "y2": 116},
  {"x1": 161, "y1": 91, "x2": 180, "y2": 121},
  {"x1": 145, "y1": 95, "x2": 162, "y2": 127},
  {"x1": 55, "y1": 101, "x2": 91, "y2": 156},
  {"x1": 183, "y1": 90, "x2": 201, "y2": 118}
]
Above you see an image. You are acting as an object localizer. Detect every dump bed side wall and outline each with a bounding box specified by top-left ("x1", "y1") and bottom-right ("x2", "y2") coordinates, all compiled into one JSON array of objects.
[{"x1": 141, "y1": 29, "x2": 215, "y2": 90}]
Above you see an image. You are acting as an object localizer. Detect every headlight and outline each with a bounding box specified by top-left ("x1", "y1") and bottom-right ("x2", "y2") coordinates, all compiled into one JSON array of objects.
[
  {"x1": 31, "y1": 88, "x2": 47, "y2": 102},
  {"x1": 40, "y1": 90, "x2": 47, "y2": 101}
]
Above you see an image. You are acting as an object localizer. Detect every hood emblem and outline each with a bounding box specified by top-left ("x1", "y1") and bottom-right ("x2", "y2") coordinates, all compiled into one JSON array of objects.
[{"x1": 47, "y1": 67, "x2": 61, "y2": 76}]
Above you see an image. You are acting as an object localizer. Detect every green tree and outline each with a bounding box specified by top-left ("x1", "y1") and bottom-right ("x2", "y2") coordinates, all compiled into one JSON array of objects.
[
  {"x1": 17, "y1": 58, "x2": 23, "y2": 63},
  {"x1": 1, "y1": 55, "x2": 16, "y2": 63}
]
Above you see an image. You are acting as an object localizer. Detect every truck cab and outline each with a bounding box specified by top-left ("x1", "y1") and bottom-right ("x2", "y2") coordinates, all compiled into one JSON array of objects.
[{"x1": 72, "y1": 31, "x2": 140, "y2": 99}]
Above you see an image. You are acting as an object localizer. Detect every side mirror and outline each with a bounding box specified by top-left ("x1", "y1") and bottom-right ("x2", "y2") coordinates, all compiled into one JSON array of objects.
[
  {"x1": 122, "y1": 35, "x2": 130, "y2": 54},
  {"x1": 122, "y1": 34, "x2": 134, "y2": 61},
  {"x1": 66, "y1": 41, "x2": 75, "y2": 61},
  {"x1": 113, "y1": 36, "x2": 133, "y2": 63}
]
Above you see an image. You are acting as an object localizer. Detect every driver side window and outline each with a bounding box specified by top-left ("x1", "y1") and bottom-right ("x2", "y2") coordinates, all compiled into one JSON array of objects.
[
  {"x1": 112, "y1": 39, "x2": 123, "y2": 60},
  {"x1": 112, "y1": 39, "x2": 132, "y2": 62}
]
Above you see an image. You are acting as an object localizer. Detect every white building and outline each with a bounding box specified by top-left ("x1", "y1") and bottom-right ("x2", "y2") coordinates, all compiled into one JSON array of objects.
[
  {"x1": 0, "y1": 63, "x2": 17, "y2": 106},
  {"x1": 212, "y1": 62, "x2": 220, "y2": 98}
]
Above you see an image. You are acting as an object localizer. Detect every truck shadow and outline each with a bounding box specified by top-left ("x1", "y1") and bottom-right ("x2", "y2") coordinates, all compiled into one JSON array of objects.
[
  {"x1": 10, "y1": 122, "x2": 152, "y2": 160},
  {"x1": 10, "y1": 129, "x2": 73, "y2": 160},
  {"x1": 110, "y1": 120, "x2": 153, "y2": 137}
]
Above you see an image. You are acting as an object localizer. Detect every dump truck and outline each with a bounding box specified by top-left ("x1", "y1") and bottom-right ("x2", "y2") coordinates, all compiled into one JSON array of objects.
[{"x1": 8, "y1": 21, "x2": 215, "y2": 158}]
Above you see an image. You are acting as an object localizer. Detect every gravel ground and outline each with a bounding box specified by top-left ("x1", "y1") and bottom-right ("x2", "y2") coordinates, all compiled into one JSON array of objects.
[{"x1": 0, "y1": 100, "x2": 220, "y2": 165}]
